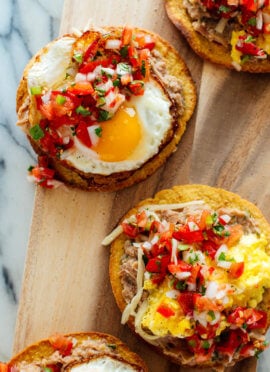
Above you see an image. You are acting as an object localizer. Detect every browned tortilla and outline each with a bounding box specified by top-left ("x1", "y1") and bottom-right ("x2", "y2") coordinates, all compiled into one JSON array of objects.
[
  {"x1": 16, "y1": 26, "x2": 196, "y2": 191},
  {"x1": 165, "y1": 0, "x2": 270, "y2": 72}
]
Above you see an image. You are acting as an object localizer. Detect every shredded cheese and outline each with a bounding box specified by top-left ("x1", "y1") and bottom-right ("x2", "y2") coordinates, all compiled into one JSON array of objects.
[
  {"x1": 138, "y1": 200, "x2": 205, "y2": 212},
  {"x1": 102, "y1": 225, "x2": 123, "y2": 246}
]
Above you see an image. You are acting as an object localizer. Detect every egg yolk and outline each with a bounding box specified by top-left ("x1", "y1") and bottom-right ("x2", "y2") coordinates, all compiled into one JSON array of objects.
[{"x1": 93, "y1": 105, "x2": 142, "y2": 162}]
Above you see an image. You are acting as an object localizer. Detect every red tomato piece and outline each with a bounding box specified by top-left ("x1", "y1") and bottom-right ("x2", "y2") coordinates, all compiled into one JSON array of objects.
[
  {"x1": 194, "y1": 295, "x2": 221, "y2": 312},
  {"x1": 83, "y1": 38, "x2": 99, "y2": 61},
  {"x1": 0, "y1": 363, "x2": 9, "y2": 372},
  {"x1": 146, "y1": 255, "x2": 170, "y2": 273},
  {"x1": 173, "y1": 225, "x2": 204, "y2": 243},
  {"x1": 178, "y1": 292, "x2": 195, "y2": 315},
  {"x1": 201, "y1": 240, "x2": 218, "y2": 259},
  {"x1": 245, "y1": 309, "x2": 267, "y2": 329},
  {"x1": 128, "y1": 81, "x2": 145, "y2": 96},
  {"x1": 121, "y1": 222, "x2": 139, "y2": 238},
  {"x1": 187, "y1": 264, "x2": 201, "y2": 285},
  {"x1": 239, "y1": 343, "x2": 255, "y2": 357},
  {"x1": 217, "y1": 329, "x2": 248, "y2": 356},
  {"x1": 49, "y1": 334, "x2": 73, "y2": 356},
  {"x1": 128, "y1": 45, "x2": 139, "y2": 67},
  {"x1": 136, "y1": 210, "x2": 148, "y2": 228},
  {"x1": 157, "y1": 304, "x2": 175, "y2": 318},
  {"x1": 68, "y1": 81, "x2": 94, "y2": 96},
  {"x1": 229, "y1": 262, "x2": 244, "y2": 278},
  {"x1": 168, "y1": 261, "x2": 193, "y2": 274},
  {"x1": 75, "y1": 122, "x2": 92, "y2": 148}
]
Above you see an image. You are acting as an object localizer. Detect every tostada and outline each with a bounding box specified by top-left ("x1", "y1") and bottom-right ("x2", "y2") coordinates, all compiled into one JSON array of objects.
[
  {"x1": 107, "y1": 184, "x2": 270, "y2": 370},
  {"x1": 17, "y1": 26, "x2": 196, "y2": 191}
]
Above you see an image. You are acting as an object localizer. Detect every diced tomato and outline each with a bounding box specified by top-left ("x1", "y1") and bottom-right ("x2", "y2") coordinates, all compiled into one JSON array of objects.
[
  {"x1": 75, "y1": 122, "x2": 92, "y2": 148},
  {"x1": 68, "y1": 81, "x2": 94, "y2": 96},
  {"x1": 37, "y1": 92, "x2": 76, "y2": 120},
  {"x1": 134, "y1": 33, "x2": 156, "y2": 50},
  {"x1": 146, "y1": 255, "x2": 170, "y2": 273},
  {"x1": 0, "y1": 362, "x2": 9, "y2": 372},
  {"x1": 198, "y1": 210, "x2": 212, "y2": 230},
  {"x1": 187, "y1": 264, "x2": 201, "y2": 285},
  {"x1": 228, "y1": 307, "x2": 267, "y2": 330},
  {"x1": 173, "y1": 225, "x2": 204, "y2": 243},
  {"x1": 225, "y1": 224, "x2": 244, "y2": 247},
  {"x1": 136, "y1": 210, "x2": 148, "y2": 228},
  {"x1": 240, "y1": 0, "x2": 258, "y2": 12},
  {"x1": 31, "y1": 166, "x2": 55, "y2": 180},
  {"x1": 239, "y1": 343, "x2": 255, "y2": 357},
  {"x1": 139, "y1": 49, "x2": 150, "y2": 81},
  {"x1": 178, "y1": 292, "x2": 195, "y2": 315},
  {"x1": 196, "y1": 322, "x2": 218, "y2": 339},
  {"x1": 128, "y1": 80, "x2": 145, "y2": 96},
  {"x1": 229, "y1": 262, "x2": 244, "y2": 278},
  {"x1": 121, "y1": 26, "x2": 133, "y2": 46},
  {"x1": 80, "y1": 58, "x2": 110, "y2": 73},
  {"x1": 186, "y1": 334, "x2": 214, "y2": 362},
  {"x1": 121, "y1": 222, "x2": 139, "y2": 238},
  {"x1": 168, "y1": 260, "x2": 193, "y2": 274},
  {"x1": 157, "y1": 304, "x2": 175, "y2": 318},
  {"x1": 128, "y1": 45, "x2": 139, "y2": 67},
  {"x1": 194, "y1": 295, "x2": 221, "y2": 312},
  {"x1": 201, "y1": 240, "x2": 218, "y2": 259},
  {"x1": 217, "y1": 329, "x2": 248, "y2": 356},
  {"x1": 150, "y1": 221, "x2": 164, "y2": 234},
  {"x1": 49, "y1": 334, "x2": 73, "y2": 356},
  {"x1": 236, "y1": 37, "x2": 267, "y2": 58}
]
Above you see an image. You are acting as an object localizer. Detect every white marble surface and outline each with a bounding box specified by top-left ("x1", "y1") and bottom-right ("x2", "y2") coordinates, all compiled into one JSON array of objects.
[
  {"x1": 1, "y1": 0, "x2": 270, "y2": 370},
  {"x1": 0, "y1": 0, "x2": 64, "y2": 361}
]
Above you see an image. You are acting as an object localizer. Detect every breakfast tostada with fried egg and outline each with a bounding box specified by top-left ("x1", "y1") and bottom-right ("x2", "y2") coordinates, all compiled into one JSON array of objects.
[
  {"x1": 0, "y1": 332, "x2": 148, "y2": 371},
  {"x1": 106, "y1": 184, "x2": 270, "y2": 370},
  {"x1": 16, "y1": 26, "x2": 196, "y2": 191},
  {"x1": 165, "y1": 0, "x2": 270, "y2": 71}
]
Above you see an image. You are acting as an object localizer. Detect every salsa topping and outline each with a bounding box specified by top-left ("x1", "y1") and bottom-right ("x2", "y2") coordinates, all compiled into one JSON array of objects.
[
  {"x1": 28, "y1": 28, "x2": 155, "y2": 160},
  {"x1": 119, "y1": 202, "x2": 270, "y2": 364}
]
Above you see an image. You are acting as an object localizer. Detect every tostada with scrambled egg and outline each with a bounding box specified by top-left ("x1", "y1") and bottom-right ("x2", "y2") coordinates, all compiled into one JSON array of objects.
[
  {"x1": 165, "y1": 0, "x2": 270, "y2": 71},
  {"x1": 106, "y1": 184, "x2": 270, "y2": 370},
  {"x1": 16, "y1": 26, "x2": 196, "y2": 191},
  {"x1": 1, "y1": 332, "x2": 148, "y2": 371}
]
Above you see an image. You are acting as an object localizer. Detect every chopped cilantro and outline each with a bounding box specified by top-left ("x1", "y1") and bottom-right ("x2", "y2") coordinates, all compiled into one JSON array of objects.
[
  {"x1": 188, "y1": 340, "x2": 196, "y2": 348},
  {"x1": 245, "y1": 35, "x2": 255, "y2": 43},
  {"x1": 113, "y1": 78, "x2": 120, "y2": 87},
  {"x1": 97, "y1": 97, "x2": 106, "y2": 107},
  {"x1": 219, "y1": 5, "x2": 230, "y2": 12},
  {"x1": 208, "y1": 310, "x2": 215, "y2": 320},
  {"x1": 188, "y1": 254, "x2": 199, "y2": 265},
  {"x1": 43, "y1": 368, "x2": 53, "y2": 372},
  {"x1": 95, "y1": 126, "x2": 102, "y2": 137},
  {"x1": 176, "y1": 281, "x2": 187, "y2": 291},
  {"x1": 248, "y1": 17, "x2": 257, "y2": 26},
  {"x1": 141, "y1": 60, "x2": 146, "y2": 77},
  {"x1": 242, "y1": 322, "x2": 247, "y2": 329},
  {"x1": 28, "y1": 165, "x2": 34, "y2": 172},
  {"x1": 218, "y1": 252, "x2": 226, "y2": 261},
  {"x1": 30, "y1": 86, "x2": 42, "y2": 95},
  {"x1": 76, "y1": 105, "x2": 91, "y2": 116},
  {"x1": 213, "y1": 224, "x2": 225, "y2": 235},
  {"x1": 98, "y1": 109, "x2": 110, "y2": 122},
  {"x1": 95, "y1": 87, "x2": 106, "y2": 96},
  {"x1": 202, "y1": 340, "x2": 210, "y2": 349},
  {"x1": 201, "y1": 284, "x2": 206, "y2": 295},
  {"x1": 56, "y1": 94, "x2": 66, "y2": 105},
  {"x1": 120, "y1": 45, "x2": 128, "y2": 58},
  {"x1": 73, "y1": 53, "x2": 83, "y2": 64},
  {"x1": 178, "y1": 244, "x2": 189, "y2": 251},
  {"x1": 29, "y1": 124, "x2": 44, "y2": 141}
]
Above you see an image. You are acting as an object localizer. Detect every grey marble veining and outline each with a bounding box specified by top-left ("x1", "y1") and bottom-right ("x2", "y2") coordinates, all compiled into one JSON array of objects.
[{"x1": 0, "y1": 0, "x2": 63, "y2": 361}]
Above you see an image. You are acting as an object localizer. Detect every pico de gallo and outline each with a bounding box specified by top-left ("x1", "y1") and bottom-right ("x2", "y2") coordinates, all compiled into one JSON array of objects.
[
  {"x1": 27, "y1": 27, "x2": 155, "y2": 188},
  {"x1": 185, "y1": 0, "x2": 270, "y2": 68},
  {"x1": 117, "y1": 201, "x2": 270, "y2": 366}
]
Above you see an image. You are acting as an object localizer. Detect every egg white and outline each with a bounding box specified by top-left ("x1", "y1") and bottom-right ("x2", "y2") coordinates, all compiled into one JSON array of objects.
[
  {"x1": 69, "y1": 357, "x2": 138, "y2": 372},
  {"x1": 27, "y1": 35, "x2": 173, "y2": 175}
]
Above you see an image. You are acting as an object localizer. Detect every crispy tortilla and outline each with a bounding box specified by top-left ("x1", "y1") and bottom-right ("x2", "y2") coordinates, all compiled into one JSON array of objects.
[
  {"x1": 9, "y1": 332, "x2": 148, "y2": 371},
  {"x1": 165, "y1": 0, "x2": 270, "y2": 72},
  {"x1": 109, "y1": 184, "x2": 270, "y2": 369},
  {"x1": 16, "y1": 27, "x2": 196, "y2": 191}
]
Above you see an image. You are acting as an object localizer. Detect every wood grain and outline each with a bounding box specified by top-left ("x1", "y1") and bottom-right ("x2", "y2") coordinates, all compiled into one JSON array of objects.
[{"x1": 13, "y1": 0, "x2": 270, "y2": 371}]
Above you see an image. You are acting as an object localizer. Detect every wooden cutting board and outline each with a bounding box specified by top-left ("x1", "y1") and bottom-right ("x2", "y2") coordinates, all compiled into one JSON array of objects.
[{"x1": 13, "y1": 0, "x2": 270, "y2": 371}]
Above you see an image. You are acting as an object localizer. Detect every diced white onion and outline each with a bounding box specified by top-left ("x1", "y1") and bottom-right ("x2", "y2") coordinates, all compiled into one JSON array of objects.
[
  {"x1": 105, "y1": 39, "x2": 121, "y2": 49},
  {"x1": 219, "y1": 214, "x2": 231, "y2": 224},
  {"x1": 256, "y1": 10, "x2": 263, "y2": 30},
  {"x1": 166, "y1": 290, "x2": 180, "y2": 299},
  {"x1": 142, "y1": 241, "x2": 152, "y2": 250},
  {"x1": 175, "y1": 271, "x2": 191, "y2": 280},
  {"x1": 101, "y1": 67, "x2": 115, "y2": 76},
  {"x1": 209, "y1": 311, "x2": 221, "y2": 325},
  {"x1": 187, "y1": 282, "x2": 196, "y2": 291},
  {"x1": 151, "y1": 234, "x2": 159, "y2": 245},
  {"x1": 41, "y1": 91, "x2": 51, "y2": 104},
  {"x1": 87, "y1": 72, "x2": 96, "y2": 81},
  {"x1": 205, "y1": 281, "x2": 219, "y2": 299},
  {"x1": 188, "y1": 221, "x2": 199, "y2": 231},
  {"x1": 217, "y1": 260, "x2": 232, "y2": 269},
  {"x1": 87, "y1": 125, "x2": 101, "y2": 147},
  {"x1": 215, "y1": 17, "x2": 228, "y2": 34},
  {"x1": 116, "y1": 63, "x2": 132, "y2": 76},
  {"x1": 75, "y1": 73, "x2": 87, "y2": 82},
  {"x1": 171, "y1": 238, "x2": 178, "y2": 265},
  {"x1": 194, "y1": 310, "x2": 208, "y2": 327}
]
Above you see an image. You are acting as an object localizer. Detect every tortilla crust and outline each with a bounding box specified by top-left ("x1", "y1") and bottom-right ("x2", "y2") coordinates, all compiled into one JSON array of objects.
[
  {"x1": 9, "y1": 332, "x2": 148, "y2": 371},
  {"x1": 165, "y1": 0, "x2": 270, "y2": 73},
  {"x1": 16, "y1": 27, "x2": 196, "y2": 192},
  {"x1": 109, "y1": 184, "x2": 270, "y2": 369}
]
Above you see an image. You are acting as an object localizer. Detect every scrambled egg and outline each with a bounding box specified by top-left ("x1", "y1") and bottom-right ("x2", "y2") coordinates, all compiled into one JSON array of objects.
[
  {"x1": 230, "y1": 30, "x2": 246, "y2": 64},
  {"x1": 142, "y1": 277, "x2": 193, "y2": 337},
  {"x1": 257, "y1": 34, "x2": 270, "y2": 55}
]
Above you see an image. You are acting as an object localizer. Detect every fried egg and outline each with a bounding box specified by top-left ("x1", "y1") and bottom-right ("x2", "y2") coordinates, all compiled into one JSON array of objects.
[
  {"x1": 69, "y1": 356, "x2": 139, "y2": 372},
  {"x1": 27, "y1": 36, "x2": 174, "y2": 176}
]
